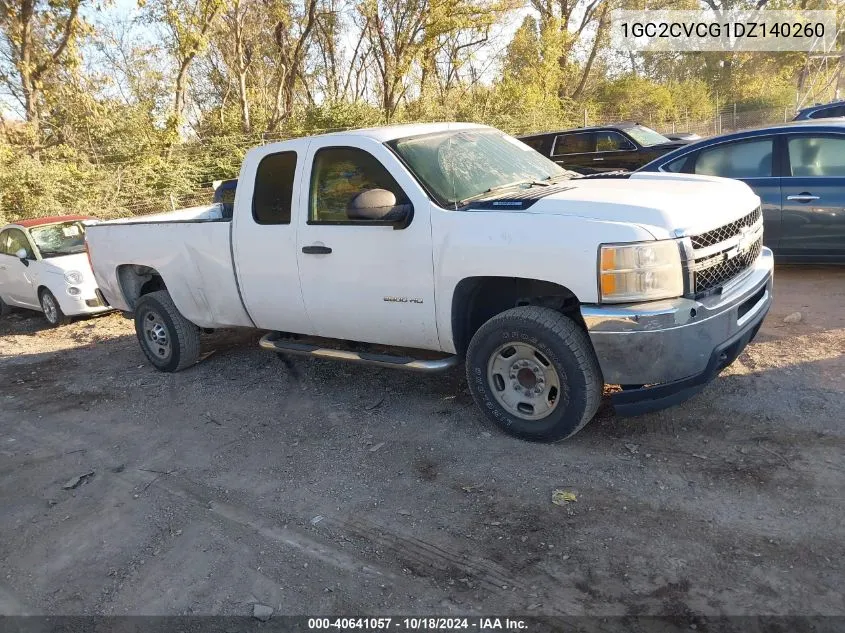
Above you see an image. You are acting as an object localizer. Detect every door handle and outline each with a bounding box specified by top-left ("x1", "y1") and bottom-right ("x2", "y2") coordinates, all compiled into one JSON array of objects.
[
  {"x1": 787, "y1": 193, "x2": 820, "y2": 203},
  {"x1": 593, "y1": 157, "x2": 604, "y2": 161},
  {"x1": 302, "y1": 245, "x2": 332, "y2": 255}
]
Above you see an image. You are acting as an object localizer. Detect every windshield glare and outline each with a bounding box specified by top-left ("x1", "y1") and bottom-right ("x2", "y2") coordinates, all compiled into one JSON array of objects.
[
  {"x1": 625, "y1": 125, "x2": 671, "y2": 147},
  {"x1": 30, "y1": 221, "x2": 87, "y2": 258},
  {"x1": 390, "y1": 130, "x2": 567, "y2": 206}
]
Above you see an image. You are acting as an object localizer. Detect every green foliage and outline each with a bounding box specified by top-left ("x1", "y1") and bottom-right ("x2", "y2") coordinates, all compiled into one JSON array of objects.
[{"x1": 0, "y1": 0, "x2": 822, "y2": 223}]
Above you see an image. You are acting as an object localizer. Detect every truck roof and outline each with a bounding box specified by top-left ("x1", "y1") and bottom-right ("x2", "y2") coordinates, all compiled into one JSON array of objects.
[
  {"x1": 249, "y1": 122, "x2": 490, "y2": 161},
  {"x1": 302, "y1": 122, "x2": 491, "y2": 144},
  {"x1": 329, "y1": 122, "x2": 488, "y2": 142}
]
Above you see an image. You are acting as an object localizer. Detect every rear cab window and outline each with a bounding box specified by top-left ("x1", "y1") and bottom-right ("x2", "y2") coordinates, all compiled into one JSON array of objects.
[{"x1": 252, "y1": 152, "x2": 297, "y2": 225}]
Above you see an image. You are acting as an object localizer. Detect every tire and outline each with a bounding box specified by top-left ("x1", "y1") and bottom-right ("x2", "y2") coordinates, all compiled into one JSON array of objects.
[
  {"x1": 0, "y1": 295, "x2": 11, "y2": 317},
  {"x1": 39, "y1": 289, "x2": 69, "y2": 326},
  {"x1": 465, "y1": 306, "x2": 602, "y2": 442},
  {"x1": 134, "y1": 290, "x2": 201, "y2": 372}
]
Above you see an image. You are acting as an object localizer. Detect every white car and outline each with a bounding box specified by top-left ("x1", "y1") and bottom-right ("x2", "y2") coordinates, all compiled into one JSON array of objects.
[
  {"x1": 86, "y1": 123, "x2": 772, "y2": 442},
  {"x1": 0, "y1": 216, "x2": 110, "y2": 325}
]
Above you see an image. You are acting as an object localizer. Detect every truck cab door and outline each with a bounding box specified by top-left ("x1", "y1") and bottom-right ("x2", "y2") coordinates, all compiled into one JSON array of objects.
[
  {"x1": 230, "y1": 139, "x2": 315, "y2": 334},
  {"x1": 295, "y1": 138, "x2": 439, "y2": 350}
]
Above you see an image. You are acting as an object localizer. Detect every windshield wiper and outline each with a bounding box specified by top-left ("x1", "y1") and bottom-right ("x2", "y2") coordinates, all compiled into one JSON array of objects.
[
  {"x1": 456, "y1": 179, "x2": 537, "y2": 206},
  {"x1": 543, "y1": 171, "x2": 578, "y2": 183}
]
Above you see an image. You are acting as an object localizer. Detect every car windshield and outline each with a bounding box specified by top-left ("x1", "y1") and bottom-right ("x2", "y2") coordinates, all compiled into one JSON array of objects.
[
  {"x1": 389, "y1": 129, "x2": 568, "y2": 207},
  {"x1": 624, "y1": 125, "x2": 671, "y2": 147},
  {"x1": 30, "y1": 221, "x2": 87, "y2": 258}
]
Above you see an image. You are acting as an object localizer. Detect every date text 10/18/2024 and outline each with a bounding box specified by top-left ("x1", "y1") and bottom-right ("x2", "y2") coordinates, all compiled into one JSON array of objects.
[{"x1": 307, "y1": 618, "x2": 529, "y2": 630}]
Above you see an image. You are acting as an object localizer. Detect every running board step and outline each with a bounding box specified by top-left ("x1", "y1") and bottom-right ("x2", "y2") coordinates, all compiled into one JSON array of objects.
[{"x1": 259, "y1": 332, "x2": 459, "y2": 373}]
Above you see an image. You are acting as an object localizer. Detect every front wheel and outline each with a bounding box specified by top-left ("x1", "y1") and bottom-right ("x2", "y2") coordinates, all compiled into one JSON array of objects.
[
  {"x1": 0, "y1": 295, "x2": 12, "y2": 317},
  {"x1": 465, "y1": 306, "x2": 602, "y2": 442},
  {"x1": 40, "y1": 289, "x2": 69, "y2": 326},
  {"x1": 134, "y1": 290, "x2": 201, "y2": 372}
]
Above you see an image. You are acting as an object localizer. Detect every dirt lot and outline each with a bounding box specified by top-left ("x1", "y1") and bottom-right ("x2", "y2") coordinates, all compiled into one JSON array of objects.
[{"x1": 0, "y1": 265, "x2": 843, "y2": 617}]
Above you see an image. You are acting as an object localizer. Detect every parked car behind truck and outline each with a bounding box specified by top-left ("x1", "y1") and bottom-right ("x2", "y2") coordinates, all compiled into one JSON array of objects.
[
  {"x1": 86, "y1": 123, "x2": 773, "y2": 442},
  {"x1": 0, "y1": 216, "x2": 110, "y2": 325},
  {"x1": 518, "y1": 122, "x2": 688, "y2": 174},
  {"x1": 639, "y1": 120, "x2": 845, "y2": 261}
]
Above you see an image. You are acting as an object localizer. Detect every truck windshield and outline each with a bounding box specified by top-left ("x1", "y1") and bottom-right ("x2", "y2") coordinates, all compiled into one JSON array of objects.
[
  {"x1": 30, "y1": 221, "x2": 87, "y2": 258},
  {"x1": 389, "y1": 129, "x2": 568, "y2": 207},
  {"x1": 625, "y1": 125, "x2": 671, "y2": 147}
]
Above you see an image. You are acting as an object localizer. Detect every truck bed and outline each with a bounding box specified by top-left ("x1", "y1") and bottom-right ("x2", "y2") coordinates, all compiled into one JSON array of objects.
[{"x1": 86, "y1": 204, "x2": 253, "y2": 328}]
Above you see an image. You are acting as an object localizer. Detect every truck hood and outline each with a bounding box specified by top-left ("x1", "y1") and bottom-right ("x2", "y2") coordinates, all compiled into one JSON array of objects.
[{"x1": 510, "y1": 172, "x2": 760, "y2": 238}]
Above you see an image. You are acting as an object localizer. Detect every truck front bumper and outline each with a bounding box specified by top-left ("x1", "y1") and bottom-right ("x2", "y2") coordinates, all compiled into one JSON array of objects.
[{"x1": 581, "y1": 247, "x2": 774, "y2": 416}]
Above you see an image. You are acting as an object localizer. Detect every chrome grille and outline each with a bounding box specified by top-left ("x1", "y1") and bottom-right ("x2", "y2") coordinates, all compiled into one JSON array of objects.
[
  {"x1": 693, "y1": 237, "x2": 762, "y2": 295},
  {"x1": 690, "y1": 206, "x2": 762, "y2": 249},
  {"x1": 689, "y1": 206, "x2": 764, "y2": 296}
]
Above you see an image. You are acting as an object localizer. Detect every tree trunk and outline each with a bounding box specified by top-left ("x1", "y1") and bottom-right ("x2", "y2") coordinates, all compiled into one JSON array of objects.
[
  {"x1": 231, "y1": 0, "x2": 251, "y2": 133},
  {"x1": 237, "y1": 70, "x2": 250, "y2": 132},
  {"x1": 571, "y1": 4, "x2": 608, "y2": 101},
  {"x1": 172, "y1": 56, "x2": 194, "y2": 132}
]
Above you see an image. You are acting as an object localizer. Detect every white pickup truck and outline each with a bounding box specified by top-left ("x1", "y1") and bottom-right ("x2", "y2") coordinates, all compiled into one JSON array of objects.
[{"x1": 86, "y1": 123, "x2": 773, "y2": 442}]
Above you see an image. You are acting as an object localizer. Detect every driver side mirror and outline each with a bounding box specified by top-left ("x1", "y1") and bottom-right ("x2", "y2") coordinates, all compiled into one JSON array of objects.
[
  {"x1": 347, "y1": 189, "x2": 413, "y2": 230},
  {"x1": 15, "y1": 248, "x2": 30, "y2": 266}
]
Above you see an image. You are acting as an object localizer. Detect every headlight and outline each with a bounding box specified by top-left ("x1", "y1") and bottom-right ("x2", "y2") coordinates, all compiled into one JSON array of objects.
[
  {"x1": 64, "y1": 271, "x2": 83, "y2": 284},
  {"x1": 599, "y1": 240, "x2": 684, "y2": 303}
]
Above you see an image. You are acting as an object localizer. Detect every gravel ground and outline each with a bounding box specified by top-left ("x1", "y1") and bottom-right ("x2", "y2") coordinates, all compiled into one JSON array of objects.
[{"x1": 0, "y1": 265, "x2": 843, "y2": 617}]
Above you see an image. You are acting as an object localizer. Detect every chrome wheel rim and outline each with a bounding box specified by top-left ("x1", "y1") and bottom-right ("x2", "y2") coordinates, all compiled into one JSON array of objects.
[
  {"x1": 42, "y1": 294, "x2": 58, "y2": 324},
  {"x1": 487, "y1": 342, "x2": 562, "y2": 420},
  {"x1": 142, "y1": 309, "x2": 171, "y2": 361}
]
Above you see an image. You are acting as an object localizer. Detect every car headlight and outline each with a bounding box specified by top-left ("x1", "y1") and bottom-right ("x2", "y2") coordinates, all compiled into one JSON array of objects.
[
  {"x1": 599, "y1": 240, "x2": 684, "y2": 303},
  {"x1": 64, "y1": 271, "x2": 83, "y2": 284}
]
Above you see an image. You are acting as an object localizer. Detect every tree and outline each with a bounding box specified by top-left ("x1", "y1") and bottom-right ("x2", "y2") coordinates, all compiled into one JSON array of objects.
[
  {"x1": 0, "y1": 0, "x2": 86, "y2": 136},
  {"x1": 269, "y1": 0, "x2": 319, "y2": 128},
  {"x1": 142, "y1": 0, "x2": 224, "y2": 133},
  {"x1": 219, "y1": 0, "x2": 252, "y2": 131}
]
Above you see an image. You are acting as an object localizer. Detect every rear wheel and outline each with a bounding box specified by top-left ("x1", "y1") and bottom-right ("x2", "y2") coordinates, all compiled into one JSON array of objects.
[
  {"x1": 0, "y1": 295, "x2": 11, "y2": 317},
  {"x1": 40, "y1": 289, "x2": 69, "y2": 326},
  {"x1": 134, "y1": 290, "x2": 201, "y2": 372},
  {"x1": 466, "y1": 306, "x2": 602, "y2": 442}
]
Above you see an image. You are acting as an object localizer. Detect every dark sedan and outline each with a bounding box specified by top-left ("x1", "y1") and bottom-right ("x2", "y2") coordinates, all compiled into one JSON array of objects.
[
  {"x1": 518, "y1": 122, "x2": 688, "y2": 174},
  {"x1": 638, "y1": 120, "x2": 845, "y2": 262}
]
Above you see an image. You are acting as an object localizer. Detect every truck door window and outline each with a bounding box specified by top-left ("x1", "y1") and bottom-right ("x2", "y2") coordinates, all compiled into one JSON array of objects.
[
  {"x1": 252, "y1": 151, "x2": 297, "y2": 224},
  {"x1": 309, "y1": 147, "x2": 408, "y2": 223}
]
